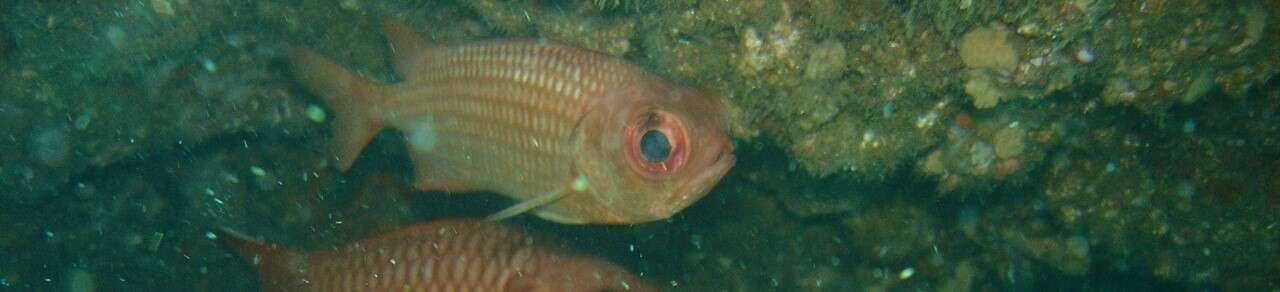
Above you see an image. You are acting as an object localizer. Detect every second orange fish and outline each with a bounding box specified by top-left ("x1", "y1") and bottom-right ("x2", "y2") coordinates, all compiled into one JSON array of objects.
[{"x1": 218, "y1": 219, "x2": 656, "y2": 291}]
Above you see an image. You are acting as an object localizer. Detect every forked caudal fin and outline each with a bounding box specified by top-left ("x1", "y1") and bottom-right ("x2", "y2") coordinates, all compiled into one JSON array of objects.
[
  {"x1": 290, "y1": 20, "x2": 440, "y2": 172},
  {"x1": 288, "y1": 47, "x2": 384, "y2": 171},
  {"x1": 213, "y1": 228, "x2": 309, "y2": 291}
]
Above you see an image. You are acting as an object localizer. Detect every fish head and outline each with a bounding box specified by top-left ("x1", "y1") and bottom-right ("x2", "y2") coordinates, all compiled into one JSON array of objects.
[{"x1": 574, "y1": 74, "x2": 735, "y2": 223}]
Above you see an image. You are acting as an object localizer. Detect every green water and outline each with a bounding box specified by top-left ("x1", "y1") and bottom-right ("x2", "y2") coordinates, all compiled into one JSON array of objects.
[{"x1": 2, "y1": 0, "x2": 1277, "y2": 291}]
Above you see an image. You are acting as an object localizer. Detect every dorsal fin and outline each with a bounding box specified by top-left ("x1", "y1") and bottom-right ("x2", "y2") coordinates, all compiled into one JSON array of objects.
[{"x1": 381, "y1": 19, "x2": 439, "y2": 78}]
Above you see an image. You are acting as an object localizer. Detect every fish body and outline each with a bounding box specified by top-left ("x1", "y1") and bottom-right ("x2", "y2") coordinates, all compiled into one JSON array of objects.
[
  {"x1": 291, "y1": 21, "x2": 734, "y2": 224},
  {"x1": 218, "y1": 219, "x2": 656, "y2": 292}
]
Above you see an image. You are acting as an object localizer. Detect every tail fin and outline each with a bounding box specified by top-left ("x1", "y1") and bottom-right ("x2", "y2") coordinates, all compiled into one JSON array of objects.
[
  {"x1": 214, "y1": 228, "x2": 310, "y2": 291},
  {"x1": 288, "y1": 47, "x2": 383, "y2": 171}
]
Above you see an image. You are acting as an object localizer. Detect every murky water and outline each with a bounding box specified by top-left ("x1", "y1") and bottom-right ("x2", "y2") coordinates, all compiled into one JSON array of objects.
[{"x1": 2, "y1": 1, "x2": 1277, "y2": 291}]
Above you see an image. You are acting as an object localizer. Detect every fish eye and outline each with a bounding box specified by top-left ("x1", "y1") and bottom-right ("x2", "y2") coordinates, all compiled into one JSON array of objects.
[
  {"x1": 624, "y1": 111, "x2": 688, "y2": 178},
  {"x1": 639, "y1": 130, "x2": 671, "y2": 162}
]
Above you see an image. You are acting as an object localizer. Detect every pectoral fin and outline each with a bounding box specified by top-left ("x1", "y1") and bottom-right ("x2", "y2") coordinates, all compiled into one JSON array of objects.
[
  {"x1": 486, "y1": 176, "x2": 589, "y2": 222},
  {"x1": 486, "y1": 189, "x2": 570, "y2": 222}
]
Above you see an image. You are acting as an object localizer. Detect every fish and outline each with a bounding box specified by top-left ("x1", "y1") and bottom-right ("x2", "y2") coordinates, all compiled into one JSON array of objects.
[
  {"x1": 289, "y1": 20, "x2": 735, "y2": 224},
  {"x1": 216, "y1": 219, "x2": 657, "y2": 292}
]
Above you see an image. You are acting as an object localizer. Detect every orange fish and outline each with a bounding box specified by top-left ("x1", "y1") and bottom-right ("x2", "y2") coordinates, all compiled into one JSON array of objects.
[
  {"x1": 217, "y1": 219, "x2": 657, "y2": 292},
  {"x1": 290, "y1": 20, "x2": 735, "y2": 224}
]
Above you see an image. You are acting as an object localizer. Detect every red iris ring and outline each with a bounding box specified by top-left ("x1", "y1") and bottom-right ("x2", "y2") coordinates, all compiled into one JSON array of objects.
[{"x1": 625, "y1": 112, "x2": 687, "y2": 178}]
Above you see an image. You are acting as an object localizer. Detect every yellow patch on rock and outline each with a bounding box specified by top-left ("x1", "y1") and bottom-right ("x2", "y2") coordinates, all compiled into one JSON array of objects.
[
  {"x1": 959, "y1": 23, "x2": 1018, "y2": 72},
  {"x1": 963, "y1": 70, "x2": 1006, "y2": 109},
  {"x1": 994, "y1": 126, "x2": 1026, "y2": 159}
]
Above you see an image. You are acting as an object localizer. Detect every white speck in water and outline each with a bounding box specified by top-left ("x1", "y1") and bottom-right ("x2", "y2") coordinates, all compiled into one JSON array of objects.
[
  {"x1": 250, "y1": 166, "x2": 266, "y2": 176},
  {"x1": 860, "y1": 129, "x2": 880, "y2": 148},
  {"x1": 205, "y1": 232, "x2": 217, "y2": 240},
  {"x1": 74, "y1": 112, "x2": 93, "y2": 130},
  {"x1": 1104, "y1": 162, "x2": 1117, "y2": 173},
  {"x1": 1075, "y1": 47, "x2": 1096, "y2": 64},
  {"x1": 915, "y1": 111, "x2": 939, "y2": 129},
  {"x1": 898, "y1": 267, "x2": 915, "y2": 280},
  {"x1": 305, "y1": 105, "x2": 327, "y2": 123},
  {"x1": 201, "y1": 58, "x2": 217, "y2": 72}
]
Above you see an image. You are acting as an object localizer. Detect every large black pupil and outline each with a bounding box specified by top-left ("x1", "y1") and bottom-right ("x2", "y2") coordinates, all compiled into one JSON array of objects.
[{"x1": 640, "y1": 130, "x2": 671, "y2": 162}]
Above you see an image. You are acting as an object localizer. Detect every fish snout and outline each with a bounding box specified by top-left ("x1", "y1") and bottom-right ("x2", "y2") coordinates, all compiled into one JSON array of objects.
[{"x1": 650, "y1": 144, "x2": 735, "y2": 218}]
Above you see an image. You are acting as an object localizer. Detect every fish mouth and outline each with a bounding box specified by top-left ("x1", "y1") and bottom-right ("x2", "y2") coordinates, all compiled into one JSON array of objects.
[
  {"x1": 651, "y1": 148, "x2": 736, "y2": 218},
  {"x1": 697, "y1": 150, "x2": 736, "y2": 192}
]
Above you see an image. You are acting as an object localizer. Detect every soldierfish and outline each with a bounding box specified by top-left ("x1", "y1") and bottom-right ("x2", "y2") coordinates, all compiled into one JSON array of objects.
[
  {"x1": 290, "y1": 20, "x2": 735, "y2": 224},
  {"x1": 217, "y1": 219, "x2": 656, "y2": 292}
]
